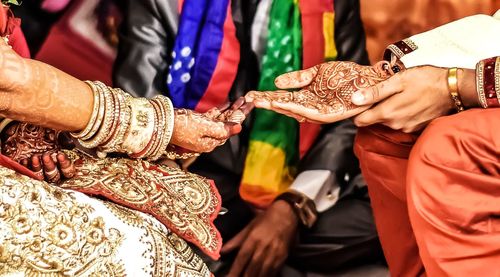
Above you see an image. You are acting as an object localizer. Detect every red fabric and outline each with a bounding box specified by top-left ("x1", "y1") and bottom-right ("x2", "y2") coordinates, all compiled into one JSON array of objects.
[
  {"x1": 297, "y1": 0, "x2": 333, "y2": 157},
  {"x1": 482, "y1": 57, "x2": 500, "y2": 107},
  {"x1": 35, "y1": 0, "x2": 114, "y2": 85},
  {"x1": 1, "y1": 7, "x2": 30, "y2": 58},
  {"x1": 355, "y1": 109, "x2": 500, "y2": 276},
  {"x1": 66, "y1": 158, "x2": 223, "y2": 260},
  {"x1": 0, "y1": 153, "x2": 40, "y2": 180},
  {"x1": 195, "y1": 2, "x2": 241, "y2": 113}
]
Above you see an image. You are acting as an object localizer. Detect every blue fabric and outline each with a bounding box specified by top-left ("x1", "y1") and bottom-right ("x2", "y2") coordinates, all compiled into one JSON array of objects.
[{"x1": 167, "y1": 0, "x2": 230, "y2": 109}]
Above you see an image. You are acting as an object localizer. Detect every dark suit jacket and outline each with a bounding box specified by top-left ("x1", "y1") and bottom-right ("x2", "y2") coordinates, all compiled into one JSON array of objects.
[{"x1": 113, "y1": 0, "x2": 370, "y2": 203}]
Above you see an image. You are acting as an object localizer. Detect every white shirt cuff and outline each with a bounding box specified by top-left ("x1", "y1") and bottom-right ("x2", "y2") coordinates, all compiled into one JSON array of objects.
[{"x1": 290, "y1": 170, "x2": 340, "y2": 212}]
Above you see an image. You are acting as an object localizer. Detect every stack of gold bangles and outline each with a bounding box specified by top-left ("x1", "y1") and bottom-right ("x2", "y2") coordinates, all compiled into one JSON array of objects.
[{"x1": 71, "y1": 81, "x2": 175, "y2": 161}]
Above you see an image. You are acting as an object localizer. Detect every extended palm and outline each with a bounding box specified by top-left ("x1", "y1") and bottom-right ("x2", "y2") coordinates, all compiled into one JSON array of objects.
[{"x1": 245, "y1": 61, "x2": 392, "y2": 123}]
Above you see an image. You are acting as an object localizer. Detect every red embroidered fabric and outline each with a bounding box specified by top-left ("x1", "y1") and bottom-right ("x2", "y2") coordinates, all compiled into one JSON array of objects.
[{"x1": 59, "y1": 154, "x2": 223, "y2": 260}]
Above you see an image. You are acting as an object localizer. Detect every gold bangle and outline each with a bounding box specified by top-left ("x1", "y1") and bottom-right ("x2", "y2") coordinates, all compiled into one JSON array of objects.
[
  {"x1": 109, "y1": 89, "x2": 132, "y2": 152},
  {"x1": 447, "y1": 67, "x2": 465, "y2": 112},
  {"x1": 71, "y1": 81, "x2": 101, "y2": 139},
  {"x1": 165, "y1": 151, "x2": 200, "y2": 160},
  {"x1": 476, "y1": 60, "x2": 488, "y2": 108},
  {"x1": 79, "y1": 82, "x2": 115, "y2": 149},
  {"x1": 121, "y1": 98, "x2": 156, "y2": 155},
  {"x1": 147, "y1": 98, "x2": 166, "y2": 160},
  {"x1": 149, "y1": 96, "x2": 175, "y2": 161}
]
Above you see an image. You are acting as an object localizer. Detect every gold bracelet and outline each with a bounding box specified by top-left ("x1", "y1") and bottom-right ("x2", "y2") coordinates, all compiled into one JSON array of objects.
[
  {"x1": 149, "y1": 96, "x2": 175, "y2": 161},
  {"x1": 71, "y1": 81, "x2": 101, "y2": 139},
  {"x1": 164, "y1": 145, "x2": 200, "y2": 160},
  {"x1": 476, "y1": 60, "x2": 487, "y2": 108},
  {"x1": 99, "y1": 83, "x2": 121, "y2": 148},
  {"x1": 165, "y1": 151, "x2": 200, "y2": 160},
  {"x1": 137, "y1": 99, "x2": 160, "y2": 159},
  {"x1": 121, "y1": 98, "x2": 156, "y2": 155},
  {"x1": 108, "y1": 89, "x2": 132, "y2": 152},
  {"x1": 99, "y1": 87, "x2": 130, "y2": 153},
  {"x1": 447, "y1": 67, "x2": 464, "y2": 112},
  {"x1": 79, "y1": 82, "x2": 116, "y2": 149},
  {"x1": 148, "y1": 98, "x2": 166, "y2": 160}
]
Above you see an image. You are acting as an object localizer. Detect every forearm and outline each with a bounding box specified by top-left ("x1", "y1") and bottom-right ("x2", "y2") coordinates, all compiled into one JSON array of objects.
[
  {"x1": 457, "y1": 68, "x2": 479, "y2": 108},
  {"x1": 0, "y1": 43, "x2": 93, "y2": 131}
]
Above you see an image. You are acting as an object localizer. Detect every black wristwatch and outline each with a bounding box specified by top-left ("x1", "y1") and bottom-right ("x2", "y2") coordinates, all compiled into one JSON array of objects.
[{"x1": 275, "y1": 189, "x2": 318, "y2": 228}]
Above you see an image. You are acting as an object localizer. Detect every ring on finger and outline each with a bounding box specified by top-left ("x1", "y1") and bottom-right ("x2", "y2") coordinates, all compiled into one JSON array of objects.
[{"x1": 45, "y1": 168, "x2": 60, "y2": 181}]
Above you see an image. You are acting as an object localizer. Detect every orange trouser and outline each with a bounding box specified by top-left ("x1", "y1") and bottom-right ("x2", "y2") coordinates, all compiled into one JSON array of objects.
[{"x1": 355, "y1": 108, "x2": 500, "y2": 277}]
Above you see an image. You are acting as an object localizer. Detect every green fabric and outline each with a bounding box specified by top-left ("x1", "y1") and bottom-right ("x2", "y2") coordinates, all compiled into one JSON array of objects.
[{"x1": 248, "y1": 0, "x2": 302, "y2": 167}]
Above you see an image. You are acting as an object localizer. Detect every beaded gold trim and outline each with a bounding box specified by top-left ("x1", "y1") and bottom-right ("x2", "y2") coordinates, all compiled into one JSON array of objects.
[{"x1": 476, "y1": 60, "x2": 487, "y2": 108}]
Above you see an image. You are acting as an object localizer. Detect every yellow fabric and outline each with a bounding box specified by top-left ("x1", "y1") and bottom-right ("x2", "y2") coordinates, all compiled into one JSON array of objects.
[
  {"x1": 240, "y1": 141, "x2": 295, "y2": 207},
  {"x1": 323, "y1": 12, "x2": 337, "y2": 60}
]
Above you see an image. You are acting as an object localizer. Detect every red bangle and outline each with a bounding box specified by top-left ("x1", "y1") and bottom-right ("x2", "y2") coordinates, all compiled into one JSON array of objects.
[{"x1": 476, "y1": 57, "x2": 500, "y2": 108}]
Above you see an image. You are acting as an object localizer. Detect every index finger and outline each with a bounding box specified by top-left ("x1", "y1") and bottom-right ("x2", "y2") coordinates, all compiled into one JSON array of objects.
[
  {"x1": 274, "y1": 65, "x2": 319, "y2": 89},
  {"x1": 227, "y1": 239, "x2": 255, "y2": 277}
]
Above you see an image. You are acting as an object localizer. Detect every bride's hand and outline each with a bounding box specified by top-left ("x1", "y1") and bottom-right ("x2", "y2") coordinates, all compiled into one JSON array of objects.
[
  {"x1": 170, "y1": 99, "x2": 253, "y2": 153},
  {"x1": 245, "y1": 61, "x2": 392, "y2": 124},
  {"x1": 0, "y1": 37, "x2": 23, "y2": 91}
]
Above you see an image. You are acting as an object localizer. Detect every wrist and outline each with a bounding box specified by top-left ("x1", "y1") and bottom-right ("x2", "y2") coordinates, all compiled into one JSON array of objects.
[
  {"x1": 272, "y1": 200, "x2": 300, "y2": 226},
  {"x1": 457, "y1": 68, "x2": 480, "y2": 108},
  {"x1": 274, "y1": 189, "x2": 318, "y2": 228}
]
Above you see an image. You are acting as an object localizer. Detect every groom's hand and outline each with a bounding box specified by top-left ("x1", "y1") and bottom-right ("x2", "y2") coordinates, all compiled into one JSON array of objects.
[{"x1": 222, "y1": 200, "x2": 299, "y2": 277}]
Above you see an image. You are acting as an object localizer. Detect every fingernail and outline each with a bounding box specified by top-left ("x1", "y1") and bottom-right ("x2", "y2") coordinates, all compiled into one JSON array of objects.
[{"x1": 352, "y1": 91, "x2": 365, "y2": 105}]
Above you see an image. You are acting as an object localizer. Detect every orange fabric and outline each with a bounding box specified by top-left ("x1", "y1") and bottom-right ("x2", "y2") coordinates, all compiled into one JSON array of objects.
[
  {"x1": 355, "y1": 125, "x2": 425, "y2": 277},
  {"x1": 355, "y1": 108, "x2": 500, "y2": 276}
]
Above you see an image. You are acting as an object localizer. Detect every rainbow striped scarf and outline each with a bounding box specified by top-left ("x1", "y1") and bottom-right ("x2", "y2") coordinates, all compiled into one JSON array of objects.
[{"x1": 241, "y1": 0, "x2": 337, "y2": 208}]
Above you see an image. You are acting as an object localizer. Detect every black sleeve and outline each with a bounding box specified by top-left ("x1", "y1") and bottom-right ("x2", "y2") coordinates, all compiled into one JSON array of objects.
[
  {"x1": 334, "y1": 0, "x2": 370, "y2": 65},
  {"x1": 112, "y1": 0, "x2": 177, "y2": 98},
  {"x1": 297, "y1": 0, "x2": 369, "y2": 193}
]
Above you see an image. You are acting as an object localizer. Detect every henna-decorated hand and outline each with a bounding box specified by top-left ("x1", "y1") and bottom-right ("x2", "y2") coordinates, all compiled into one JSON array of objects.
[
  {"x1": 245, "y1": 61, "x2": 393, "y2": 124},
  {"x1": 1, "y1": 122, "x2": 61, "y2": 161},
  {"x1": 1, "y1": 122, "x2": 76, "y2": 182},
  {"x1": 170, "y1": 98, "x2": 253, "y2": 153},
  {"x1": 29, "y1": 152, "x2": 76, "y2": 183}
]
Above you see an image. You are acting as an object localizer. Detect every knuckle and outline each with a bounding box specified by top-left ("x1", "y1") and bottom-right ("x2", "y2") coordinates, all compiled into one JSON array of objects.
[{"x1": 353, "y1": 117, "x2": 366, "y2": 127}]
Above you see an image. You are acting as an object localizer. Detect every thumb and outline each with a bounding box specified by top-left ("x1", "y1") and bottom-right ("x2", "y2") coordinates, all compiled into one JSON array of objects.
[
  {"x1": 274, "y1": 65, "x2": 319, "y2": 89},
  {"x1": 351, "y1": 74, "x2": 403, "y2": 105}
]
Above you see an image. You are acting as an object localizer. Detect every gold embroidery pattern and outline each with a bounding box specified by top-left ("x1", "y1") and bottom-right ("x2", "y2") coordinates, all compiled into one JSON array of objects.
[
  {"x1": 104, "y1": 202, "x2": 210, "y2": 276},
  {"x1": 140, "y1": 225, "x2": 211, "y2": 277},
  {"x1": 0, "y1": 167, "x2": 126, "y2": 276},
  {"x1": 0, "y1": 165, "x2": 211, "y2": 276},
  {"x1": 59, "y1": 155, "x2": 222, "y2": 259}
]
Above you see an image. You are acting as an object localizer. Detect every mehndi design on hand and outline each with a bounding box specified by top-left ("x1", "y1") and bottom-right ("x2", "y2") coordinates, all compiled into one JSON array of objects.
[
  {"x1": 1, "y1": 122, "x2": 76, "y2": 182},
  {"x1": 170, "y1": 98, "x2": 253, "y2": 154},
  {"x1": 246, "y1": 61, "x2": 394, "y2": 123}
]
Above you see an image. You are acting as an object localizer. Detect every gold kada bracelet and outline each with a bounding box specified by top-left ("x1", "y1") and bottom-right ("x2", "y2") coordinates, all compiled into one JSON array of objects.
[{"x1": 447, "y1": 67, "x2": 465, "y2": 112}]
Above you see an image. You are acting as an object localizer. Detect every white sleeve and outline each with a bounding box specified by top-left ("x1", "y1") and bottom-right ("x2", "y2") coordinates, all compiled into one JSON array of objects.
[{"x1": 290, "y1": 170, "x2": 341, "y2": 212}]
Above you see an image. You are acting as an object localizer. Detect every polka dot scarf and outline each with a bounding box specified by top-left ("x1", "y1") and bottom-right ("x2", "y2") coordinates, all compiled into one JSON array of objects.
[{"x1": 167, "y1": 0, "x2": 240, "y2": 111}]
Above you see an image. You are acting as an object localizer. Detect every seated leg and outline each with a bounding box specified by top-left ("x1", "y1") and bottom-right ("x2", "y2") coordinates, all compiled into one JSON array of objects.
[
  {"x1": 354, "y1": 125, "x2": 425, "y2": 276},
  {"x1": 287, "y1": 177, "x2": 384, "y2": 273},
  {"x1": 407, "y1": 109, "x2": 500, "y2": 276}
]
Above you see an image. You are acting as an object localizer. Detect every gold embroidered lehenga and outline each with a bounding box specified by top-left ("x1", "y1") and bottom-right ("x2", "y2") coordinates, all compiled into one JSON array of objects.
[{"x1": 0, "y1": 7, "x2": 249, "y2": 275}]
